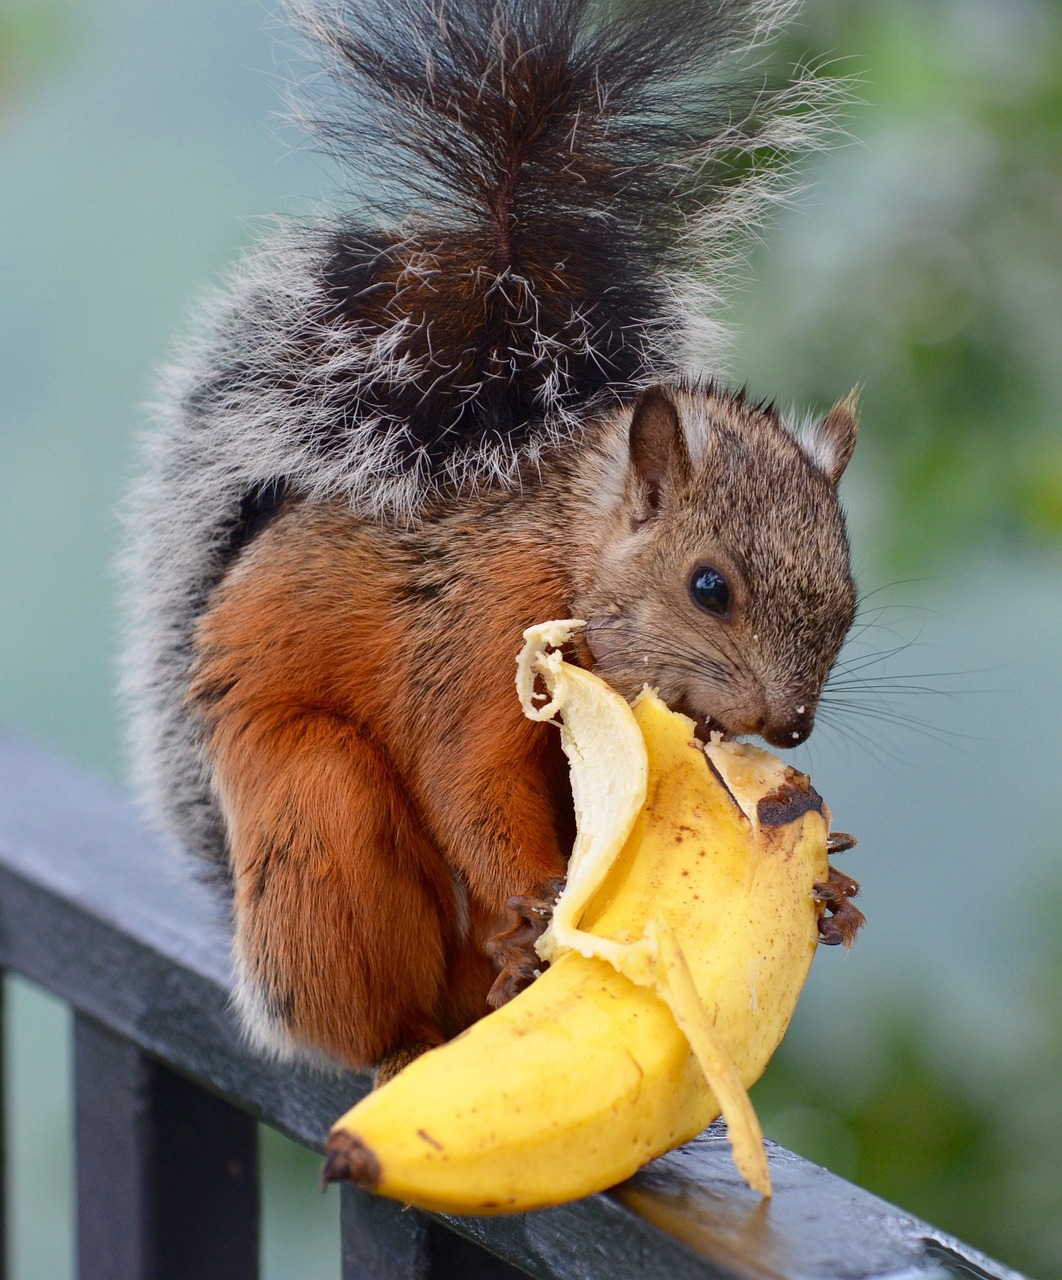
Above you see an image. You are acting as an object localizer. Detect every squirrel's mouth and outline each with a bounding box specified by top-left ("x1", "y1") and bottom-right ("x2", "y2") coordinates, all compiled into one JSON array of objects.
[
  {"x1": 692, "y1": 716, "x2": 731, "y2": 744},
  {"x1": 677, "y1": 705, "x2": 732, "y2": 744}
]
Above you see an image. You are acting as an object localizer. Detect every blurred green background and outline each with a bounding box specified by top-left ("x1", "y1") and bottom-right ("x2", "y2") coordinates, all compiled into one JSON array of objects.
[{"x1": 1, "y1": 0, "x2": 1060, "y2": 1276}]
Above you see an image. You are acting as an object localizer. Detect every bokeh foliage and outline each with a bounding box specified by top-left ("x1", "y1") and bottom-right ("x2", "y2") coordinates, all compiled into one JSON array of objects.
[{"x1": 744, "y1": 0, "x2": 1062, "y2": 572}]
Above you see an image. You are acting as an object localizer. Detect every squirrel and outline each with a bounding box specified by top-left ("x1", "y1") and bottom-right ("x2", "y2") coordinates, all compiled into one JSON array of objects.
[{"x1": 123, "y1": 0, "x2": 859, "y2": 1075}]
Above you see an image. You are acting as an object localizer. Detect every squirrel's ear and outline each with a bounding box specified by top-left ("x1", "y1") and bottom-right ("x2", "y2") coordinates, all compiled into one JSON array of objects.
[
  {"x1": 806, "y1": 388, "x2": 859, "y2": 485},
  {"x1": 628, "y1": 386, "x2": 690, "y2": 519}
]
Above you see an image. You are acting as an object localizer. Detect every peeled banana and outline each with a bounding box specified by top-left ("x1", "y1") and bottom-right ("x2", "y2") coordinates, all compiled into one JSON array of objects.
[{"x1": 323, "y1": 621, "x2": 859, "y2": 1213}]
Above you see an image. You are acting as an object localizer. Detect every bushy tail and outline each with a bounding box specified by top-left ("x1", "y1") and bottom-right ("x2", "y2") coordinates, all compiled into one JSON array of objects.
[{"x1": 284, "y1": 0, "x2": 841, "y2": 489}]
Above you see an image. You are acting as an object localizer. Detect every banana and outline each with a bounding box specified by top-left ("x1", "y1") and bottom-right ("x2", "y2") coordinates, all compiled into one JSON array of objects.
[{"x1": 323, "y1": 621, "x2": 859, "y2": 1213}]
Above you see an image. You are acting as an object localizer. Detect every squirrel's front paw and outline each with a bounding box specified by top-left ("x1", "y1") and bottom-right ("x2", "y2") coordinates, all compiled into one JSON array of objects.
[
  {"x1": 484, "y1": 879, "x2": 566, "y2": 1009},
  {"x1": 813, "y1": 865, "x2": 865, "y2": 947}
]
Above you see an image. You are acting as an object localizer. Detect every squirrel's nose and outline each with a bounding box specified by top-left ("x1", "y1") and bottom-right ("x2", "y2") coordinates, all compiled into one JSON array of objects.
[{"x1": 761, "y1": 703, "x2": 815, "y2": 749}]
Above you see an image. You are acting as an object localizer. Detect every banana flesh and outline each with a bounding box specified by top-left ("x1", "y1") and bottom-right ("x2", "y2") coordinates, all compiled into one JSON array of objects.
[{"x1": 324, "y1": 621, "x2": 849, "y2": 1213}]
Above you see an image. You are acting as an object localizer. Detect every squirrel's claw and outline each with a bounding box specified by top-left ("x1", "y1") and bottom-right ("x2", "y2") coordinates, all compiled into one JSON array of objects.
[
  {"x1": 813, "y1": 864, "x2": 865, "y2": 947},
  {"x1": 485, "y1": 879, "x2": 565, "y2": 1008}
]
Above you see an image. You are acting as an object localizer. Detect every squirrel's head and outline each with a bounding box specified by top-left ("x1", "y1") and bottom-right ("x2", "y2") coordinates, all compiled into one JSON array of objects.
[{"x1": 577, "y1": 384, "x2": 858, "y2": 748}]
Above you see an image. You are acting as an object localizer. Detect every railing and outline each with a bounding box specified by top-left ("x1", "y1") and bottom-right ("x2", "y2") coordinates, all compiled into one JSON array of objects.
[{"x1": 0, "y1": 726, "x2": 1027, "y2": 1280}]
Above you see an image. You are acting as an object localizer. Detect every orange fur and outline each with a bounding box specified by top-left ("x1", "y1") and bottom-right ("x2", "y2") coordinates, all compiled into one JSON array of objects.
[{"x1": 190, "y1": 500, "x2": 574, "y2": 1068}]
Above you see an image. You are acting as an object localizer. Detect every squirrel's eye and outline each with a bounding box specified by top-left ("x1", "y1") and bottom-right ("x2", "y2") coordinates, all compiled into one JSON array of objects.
[{"x1": 689, "y1": 566, "x2": 730, "y2": 616}]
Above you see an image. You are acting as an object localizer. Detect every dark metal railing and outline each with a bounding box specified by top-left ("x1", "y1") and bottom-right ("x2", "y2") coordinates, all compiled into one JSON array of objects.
[{"x1": 0, "y1": 727, "x2": 1026, "y2": 1280}]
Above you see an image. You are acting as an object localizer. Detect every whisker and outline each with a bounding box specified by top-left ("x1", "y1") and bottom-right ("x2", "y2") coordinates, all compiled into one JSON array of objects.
[
  {"x1": 817, "y1": 700, "x2": 977, "y2": 750},
  {"x1": 589, "y1": 621, "x2": 742, "y2": 688},
  {"x1": 599, "y1": 645, "x2": 735, "y2": 688},
  {"x1": 826, "y1": 676, "x2": 973, "y2": 696},
  {"x1": 814, "y1": 711, "x2": 919, "y2": 772},
  {"x1": 854, "y1": 578, "x2": 944, "y2": 608},
  {"x1": 829, "y1": 638, "x2": 928, "y2": 676}
]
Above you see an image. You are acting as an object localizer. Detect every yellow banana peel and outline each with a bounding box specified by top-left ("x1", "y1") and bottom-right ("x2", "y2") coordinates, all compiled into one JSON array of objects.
[{"x1": 324, "y1": 620, "x2": 858, "y2": 1213}]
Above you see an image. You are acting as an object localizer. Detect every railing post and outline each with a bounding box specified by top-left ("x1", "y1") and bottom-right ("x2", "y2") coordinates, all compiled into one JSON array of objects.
[
  {"x1": 340, "y1": 1187, "x2": 529, "y2": 1279},
  {"x1": 340, "y1": 1185, "x2": 432, "y2": 1279},
  {"x1": 74, "y1": 1013, "x2": 258, "y2": 1280}
]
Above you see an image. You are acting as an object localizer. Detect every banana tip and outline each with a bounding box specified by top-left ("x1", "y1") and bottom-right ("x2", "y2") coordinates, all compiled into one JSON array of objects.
[{"x1": 321, "y1": 1131, "x2": 381, "y2": 1192}]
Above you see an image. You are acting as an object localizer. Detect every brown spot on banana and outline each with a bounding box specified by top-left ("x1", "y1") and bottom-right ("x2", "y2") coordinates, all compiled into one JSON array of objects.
[{"x1": 756, "y1": 770, "x2": 825, "y2": 826}]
